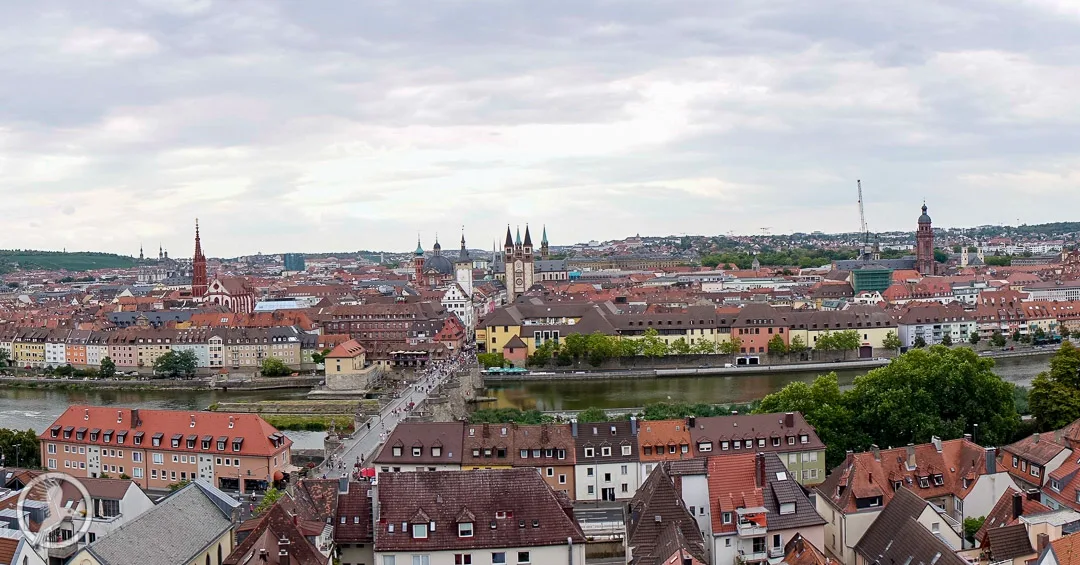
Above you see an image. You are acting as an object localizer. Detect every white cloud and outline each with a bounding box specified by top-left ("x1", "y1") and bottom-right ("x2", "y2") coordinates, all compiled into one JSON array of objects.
[{"x1": 60, "y1": 28, "x2": 160, "y2": 61}]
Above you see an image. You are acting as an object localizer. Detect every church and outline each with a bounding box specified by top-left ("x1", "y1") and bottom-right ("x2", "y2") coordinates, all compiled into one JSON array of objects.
[
  {"x1": 413, "y1": 234, "x2": 477, "y2": 331},
  {"x1": 491, "y1": 225, "x2": 569, "y2": 301}
]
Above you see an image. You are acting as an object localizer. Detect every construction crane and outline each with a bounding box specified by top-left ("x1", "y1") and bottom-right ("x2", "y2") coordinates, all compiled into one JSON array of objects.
[{"x1": 857, "y1": 180, "x2": 872, "y2": 260}]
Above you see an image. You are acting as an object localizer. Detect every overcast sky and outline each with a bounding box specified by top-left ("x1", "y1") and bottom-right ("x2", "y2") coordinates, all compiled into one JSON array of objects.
[{"x1": 4, "y1": 0, "x2": 1080, "y2": 257}]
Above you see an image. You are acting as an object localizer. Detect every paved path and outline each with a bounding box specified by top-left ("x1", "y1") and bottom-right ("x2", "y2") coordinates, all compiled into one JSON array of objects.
[{"x1": 315, "y1": 354, "x2": 473, "y2": 478}]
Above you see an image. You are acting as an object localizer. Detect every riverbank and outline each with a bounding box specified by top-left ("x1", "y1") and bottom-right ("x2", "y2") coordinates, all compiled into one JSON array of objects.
[
  {"x1": 483, "y1": 358, "x2": 890, "y2": 381},
  {"x1": 0, "y1": 375, "x2": 321, "y2": 392}
]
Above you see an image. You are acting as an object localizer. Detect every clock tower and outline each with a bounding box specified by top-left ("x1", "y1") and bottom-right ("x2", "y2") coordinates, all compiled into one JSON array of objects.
[{"x1": 504, "y1": 225, "x2": 535, "y2": 302}]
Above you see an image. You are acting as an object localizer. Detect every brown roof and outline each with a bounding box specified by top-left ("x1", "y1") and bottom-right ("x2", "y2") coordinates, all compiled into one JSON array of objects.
[
  {"x1": 985, "y1": 523, "x2": 1035, "y2": 562},
  {"x1": 374, "y1": 469, "x2": 585, "y2": 552},
  {"x1": 334, "y1": 481, "x2": 373, "y2": 544},
  {"x1": 224, "y1": 496, "x2": 326, "y2": 565},
  {"x1": 1002, "y1": 432, "x2": 1068, "y2": 466},
  {"x1": 854, "y1": 487, "x2": 967, "y2": 565},
  {"x1": 689, "y1": 412, "x2": 824, "y2": 457},
  {"x1": 374, "y1": 422, "x2": 465, "y2": 466},
  {"x1": 627, "y1": 464, "x2": 704, "y2": 564},
  {"x1": 976, "y1": 488, "x2": 1050, "y2": 543},
  {"x1": 1051, "y1": 533, "x2": 1080, "y2": 565},
  {"x1": 782, "y1": 533, "x2": 830, "y2": 565},
  {"x1": 326, "y1": 339, "x2": 365, "y2": 359}
]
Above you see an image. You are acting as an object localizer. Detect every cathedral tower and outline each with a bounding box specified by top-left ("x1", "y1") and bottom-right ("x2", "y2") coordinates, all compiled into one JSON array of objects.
[
  {"x1": 455, "y1": 231, "x2": 473, "y2": 297},
  {"x1": 540, "y1": 225, "x2": 549, "y2": 259},
  {"x1": 505, "y1": 225, "x2": 535, "y2": 302},
  {"x1": 192, "y1": 220, "x2": 208, "y2": 297},
  {"x1": 413, "y1": 237, "x2": 425, "y2": 283}
]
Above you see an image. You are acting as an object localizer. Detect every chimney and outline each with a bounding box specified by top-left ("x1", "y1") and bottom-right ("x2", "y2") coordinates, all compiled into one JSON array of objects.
[
  {"x1": 1012, "y1": 491, "x2": 1023, "y2": 520},
  {"x1": 571, "y1": 420, "x2": 578, "y2": 438},
  {"x1": 784, "y1": 413, "x2": 795, "y2": 428},
  {"x1": 687, "y1": 416, "x2": 696, "y2": 429},
  {"x1": 130, "y1": 409, "x2": 140, "y2": 429},
  {"x1": 1038, "y1": 533, "x2": 1050, "y2": 553},
  {"x1": 871, "y1": 444, "x2": 880, "y2": 461},
  {"x1": 278, "y1": 536, "x2": 291, "y2": 565},
  {"x1": 338, "y1": 475, "x2": 348, "y2": 495},
  {"x1": 258, "y1": 549, "x2": 268, "y2": 562},
  {"x1": 1027, "y1": 488, "x2": 1041, "y2": 501},
  {"x1": 932, "y1": 436, "x2": 942, "y2": 452},
  {"x1": 963, "y1": 433, "x2": 972, "y2": 442},
  {"x1": 756, "y1": 453, "x2": 766, "y2": 488},
  {"x1": 1033, "y1": 432, "x2": 1040, "y2": 444},
  {"x1": 630, "y1": 416, "x2": 638, "y2": 436},
  {"x1": 906, "y1": 444, "x2": 916, "y2": 469},
  {"x1": 985, "y1": 448, "x2": 997, "y2": 474}
]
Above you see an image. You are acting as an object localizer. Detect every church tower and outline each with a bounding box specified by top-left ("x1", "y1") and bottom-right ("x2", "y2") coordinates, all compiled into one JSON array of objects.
[
  {"x1": 915, "y1": 203, "x2": 935, "y2": 276},
  {"x1": 540, "y1": 225, "x2": 549, "y2": 259},
  {"x1": 413, "y1": 237, "x2": 425, "y2": 284},
  {"x1": 192, "y1": 220, "x2": 208, "y2": 297},
  {"x1": 455, "y1": 231, "x2": 473, "y2": 297},
  {"x1": 139, "y1": 244, "x2": 144, "y2": 261}
]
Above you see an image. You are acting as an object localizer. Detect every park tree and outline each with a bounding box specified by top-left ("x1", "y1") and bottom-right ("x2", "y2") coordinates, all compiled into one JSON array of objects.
[
  {"x1": 815, "y1": 331, "x2": 835, "y2": 352},
  {"x1": 789, "y1": 334, "x2": 808, "y2": 353},
  {"x1": 310, "y1": 348, "x2": 332, "y2": 364},
  {"x1": 832, "y1": 330, "x2": 861, "y2": 359},
  {"x1": 719, "y1": 336, "x2": 742, "y2": 358},
  {"x1": 991, "y1": 331, "x2": 1007, "y2": 347},
  {"x1": 640, "y1": 328, "x2": 669, "y2": 358},
  {"x1": 1030, "y1": 341, "x2": 1080, "y2": 429},
  {"x1": 153, "y1": 350, "x2": 198, "y2": 379},
  {"x1": 260, "y1": 357, "x2": 292, "y2": 377},
  {"x1": 1034, "y1": 326, "x2": 1047, "y2": 340},
  {"x1": 0, "y1": 428, "x2": 41, "y2": 468},
  {"x1": 767, "y1": 334, "x2": 788, "y2": 355},
  {"x1": 882, "y1": 331, "x2": 902, "y2": 351},
  {"x1": 527, "y1": 340, "x2": 559, "y2": 367},
  {"x1": 562, "y1": 334, "x2": 590, "y2": 361},
  {"x1": 690, "y1": 340, "x2": 717, "y2": 355},
  {"x1": 1013, "y1": 330, "x2": 1022, "y2": 342},
  {"x1": 969, "y1": 332, "x2": 981, "y2": 346},
  {"x1": 669, "y1": 338, "x2": 691, "y2": 355},
  {"x1": 100, "y1": 356, "x2": 116, "y2": 379},
  {"x1": 941, "y1": 333, "x2": 953, "y2": 346},
  {"x1": 617, "y1": 338, "x2": 643, "y2": 357},
  {"x1": 587, "y1": 333, "x2": 619, "y2": 366},
  {"x1": 1072, "y1": 329, "x2": 1080, "y2": 340},
  {"x1": 913, "y1": 336, "x2": 927, "y2": 348}
]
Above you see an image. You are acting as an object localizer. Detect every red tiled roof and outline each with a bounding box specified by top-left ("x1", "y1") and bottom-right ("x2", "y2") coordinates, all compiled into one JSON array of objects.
[{"x1": 707, "y1": 453, "x2": 758, "y2": 534}]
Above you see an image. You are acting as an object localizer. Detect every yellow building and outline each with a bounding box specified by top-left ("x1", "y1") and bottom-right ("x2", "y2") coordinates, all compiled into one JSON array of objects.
[
  {"x1": 13, "y1": 329, "x2": 47, "y2": 368},
  {"x1": 787, "y1": 307, "x2": 898, "y2": 351},
  {"x1": 325, "y1": 339, "x2": 366, "y2": 376}
]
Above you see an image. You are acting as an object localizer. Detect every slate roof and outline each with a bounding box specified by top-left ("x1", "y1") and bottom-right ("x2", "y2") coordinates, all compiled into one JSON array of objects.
[
  {"x1": 574, "y1": 420, "x2": 639, "y2": 463},
  {"x1": 334, "y1": 481, "x2": 373, "y2": 544},
  {"x1": 984, "y1": 523, "x2": 1035, "y2": 562},
  {"x1": 78, "y1": 480, "x2": 237, "y2": 565},
  {"x1": 374, "y1": 469, "x2": 585, "y2": 552},
  {"x1": 224, "y1": 496, "x2": 326, "y2": 565},
  {"x1": 374, "y1": 422, "x2": 465, "y2": 466},
  {"x1": 854, "y1": 487, "x2": 967, "y2": 565},
  {"x1": 627, "y1": 464, "x2": 704, "y2": 564},
  {"x1": 689, "y1": 412, "x2": 824, "y2": 457}
]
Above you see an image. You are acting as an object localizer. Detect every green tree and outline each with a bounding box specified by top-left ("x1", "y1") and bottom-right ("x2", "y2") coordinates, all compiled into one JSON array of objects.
[
  {"x1": 991, "y1": 331, "x2": 1007, "y2": 347},
  {"x1": 640, "y1": 328, "x2": 669, "y2": 358},
  {"x1": 100, "y1": 356, "x2": 116, "y2": 379},
  {"x1": 719, "y1": 337, "x2": 742, "y2": 358},
  {"x1": 969, "y1": 332, "x2": 981, "y2": 346},
  {"x1": 756, "y1": 373, "x2": 863, "y2": 467},
  {"x1": 528, "y1": 340, "x2": 558, "y2": 367},
  {"x1": 690, "y1": 340, "x2": 717, "y2": 355},
  {"x1": 669, "y1": 338, "x2": 691, "y2": 355},
  {"x1": 832, "y1": 330, "x2": 861, "y2": 359},
  {"x1": 477, "y1": 352, "x2": 507, "y2": 369},
  {"x1": 789, "y1": 334, "x2": 807, "y2": 353},
  {"x1": 617, "y1": 338, "x2": 643, "y2": 357},
  {"x1": 882, "y1": 331, "x2": 902, "y2": 351},
  {"x1": 255, "y1": 487, "x2": 284, "y2": 514},
  {"x1": 1030, "y1": 341, "x2": 1080, "y2": 429},
  {"x1": 260, "y1": 357, "x2": 292, "y2": 377},
  {"x1": 586, "y1": 333, "x2": 618, "y2": 366},
  {"x1": 310, "y1": 348, "x2": 332, "y2": 364},
  {"x1": 576, "y1": 407, "x2": 610, "y2": 423},
  {"x1": 1072, "y1": 329, "x2": 1080, "y2": 340},
  {"x1": 933, "y1": 249, "x2": 949, "y2": 263},
  {"x1": 0, "y1": 349, "x2": 9, "y2": 367},
  {"x1": 562, "y1": 334, "x2": 589, "y2": 361},
  {"x1": 941, "y1": 333, "x2": 953, "y2": 346},
  {"x1": 767, "y1": 334, "x2": 788, "y2": 355},
  {"x1": 0, "y1": 429, "x2": 41, "y2": 468},
  {"x1": 1034, "y1": 326, "x2": 1047, "y2": 340},
  {"x1": 1012, "y1": 330, "x2": 1022, "y2": 343},
  {"x1": 847, "y1": 346, "x2": 1019, "y2": 449},
  {"x1": 964, "y1": 516, "x2": 985, "y2": 546},
  {"x1": 913, "y1": 336, "x2": 927, "y2": 348},
  {"x1": 153, "y1": 350, "x2": 197, "y2": 378},
  {"x1": 815, "y1": 331, "x2": 835, "y2": 352}
]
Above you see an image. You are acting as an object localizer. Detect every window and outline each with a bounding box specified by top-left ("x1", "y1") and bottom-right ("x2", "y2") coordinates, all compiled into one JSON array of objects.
[
  {"x1": 48, "y1": 459, "x2": 56, "y2": 469},
  {"x1": 1032, "y1": 466, "x2": 1041, "y2": 478},
  {"x1": 454, "y1": 555, "x2": 472, "y2": 565},
  {"x1": 412, "y1": 523, "x2": 428, "y2": 538},
  {"x1": 621, "y1": 445, "x2": 632, "y2": 456},
  {"x1": 933, "y1": 474, "x2": 944, "y2": 486},
  {"x1": 393, "y1": 446, "x2": 403, "y2": 457},
  {"x1": 734, "y1": 440, "x2": 741, "y2": 449},
  {"x1": 587, "y1": 485, "x2": 594, "y2": 494},
  {"x1": 621, "y1": 465, "x2": 628, "y2": 475},
  {"x1": 584, "y1": 448, "x2": 594, "y2": 458},
  {"x1": 919, "y1": 477, "x2": 929, "y2": 488},
  {"x1": 722, "y1": 512, "x2": 732, "y2": 524},
  {"x1": 800, "y1": 435, "x2": 808, "y2": 444},
  {"x1": 47, "y1": 444, "x2": 56, "y2": 454},
  {"x1": 757, "y1": 439, "x2": 765, "y2": 448},
  {"x1": 601, "y1": 447, "x2": 611, "y2": 457},
  {"x1": 698, "y1": 442, "x2": 712, "y2": 453},
  {"x1": 172, "y1": 455, "x2": 179, "y2": 463},
  {"x1": 517, "y1": 551, "x2": 531, "y2": 564},
  {"x1": 557, "y1": 449, "x2": 566, "y2": 459},
  {"x1": 520, "y1": 449, "x2": 528, "y2": 459},
  {"x1": 546, "y1": 467, "x2": 554, "y2": 476},
  {"x1": 1012, "y1": 456, "x2": 1019, "y2": 467},
  {"x1": 604, "y1": 473, "x2": 612, "y2": 483},
  {"x1": 788, "y1": 436, "x2": 795, "y2": 445},
  {"x1": 644, "y1": 446, "x2": 653, "y2": 456},
  {"x1": 152, "y1": 453, "x2": 163, "y2": 465},
  {"x1": 558, "y1": 474, "x2": 566, "y2": 484},
  {"x1": 411, "y1": 557, "x2": 429, "y2": 565},
  {"x1": 772, "y1": 437, "x2": 780, "y2": 447},
  {"x1": 587, "y1": 468, "x2": 594, "y2": 477},
  {"x1": 492, "y1": 553, "x2": 506, "y2": 564},
  {"x1": 721, "y1": 441, "x2": 729, "y2": 451},
  {"x1": 412, "y1": 447, "x2": 421, "y2": 457},
  {"x1": 458, "y1": 522, "x2": 473, "y2": 537}
]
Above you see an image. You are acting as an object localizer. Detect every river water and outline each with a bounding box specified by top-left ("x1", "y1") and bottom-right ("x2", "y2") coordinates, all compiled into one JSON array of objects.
[
  {"x1": 480, "y1": 354, "x2": 1053, "y2": 411},
  {"x1": 0, "y1": 354, "x2": 1051, "y2": 444}
]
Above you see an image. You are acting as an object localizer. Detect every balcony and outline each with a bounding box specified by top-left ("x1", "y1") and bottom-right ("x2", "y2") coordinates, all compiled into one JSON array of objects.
[
  {"x1": 736, "y1": 507, "x2": 768, "y2": 538},
  {"x1": 736, "y1": 550, "x2": 769, "y2": 564}
]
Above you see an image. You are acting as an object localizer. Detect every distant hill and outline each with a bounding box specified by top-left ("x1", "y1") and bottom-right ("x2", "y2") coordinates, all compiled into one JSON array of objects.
[{"x1": 0, "y1": 250, "x2": 136, "y2": 273}]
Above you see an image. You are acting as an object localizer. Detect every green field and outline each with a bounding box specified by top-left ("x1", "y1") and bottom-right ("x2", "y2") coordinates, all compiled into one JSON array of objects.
[{"x1": 0, "y1": 251, "x2": 136, "y2": 272}]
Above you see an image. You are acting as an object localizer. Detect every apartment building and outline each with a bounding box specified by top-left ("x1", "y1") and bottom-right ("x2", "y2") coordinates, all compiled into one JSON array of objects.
[
  {"x1": 573, "y1": 419, "x2": 641, "y2": 502},
  {"x1": 690, "y1": 413, "x2": 827, "y2": 486},
  {"x1": 896, "y1": 303, "x2": 977, "y2": 348},
  {"x1": 40, "y1": 406, "x2": 293, "y2": 493}
]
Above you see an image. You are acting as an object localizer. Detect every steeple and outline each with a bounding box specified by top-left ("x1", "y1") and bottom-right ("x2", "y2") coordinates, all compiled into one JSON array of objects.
[
  {"x1": 523, "y1": 224, "x2": 533, "y2": 247},
  {"x1": 541, "y1": 225, "x2": 548, "y2": 245},
  {"x1": 459, "y1": 228, "x2": 470, "y2": 260},
  {"x1": 415, "y1": 235, "x2": 424, "y2": 256},
  {"x1": 139, "y1": 244, "x2": 144, "y2": 261},
  {"x1": 192, "y1": 219, "x2": 208, "y2": 298},
  {"x1": 504, "y1": 226, "x2": 514, "y2": 250},
  {"x1": 433, "y1": 233, "x2": 441, "y2": 255},
  {"x1": 515, "y1": 226, "x2": 522, "y2": 246}
]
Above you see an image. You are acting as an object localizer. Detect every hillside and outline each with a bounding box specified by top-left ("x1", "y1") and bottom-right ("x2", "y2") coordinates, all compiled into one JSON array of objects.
[{"x1": 0, "y1": 251, "x2": 136, "y2": 272}]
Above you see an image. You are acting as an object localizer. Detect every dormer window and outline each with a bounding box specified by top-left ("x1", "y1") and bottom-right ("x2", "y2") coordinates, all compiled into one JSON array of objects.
[
  {"x1": 800, "y1": 435, "x2": 809, "y2": 444},
  {"x1": 103, "y1": 432, "x2": 112, "y2": 443},
  {"x1": 788, "y1": 436, "x2": 796, "y2": 445},
  {"x1": 733, "y1": 440, "x2": 741, "y2": 449},
  {"x1": 520, "y1": 449, "x2": 529, "y2": 459},
  {"x1": 89, "y1": 431, "x2": 99, "y2": 442},
  {"x1": 757, "y1": 439, "x2": 765, "y2": 448},
  {"x1": 217, "y1": 438, "x2": 227, "y2": 450},
  {"x1": 698, "y1": 442, "x2": 712, "y2": 453},
  {"x1": 186, "y1": 437, "x2": 196, "y2": 449},
  {"x1": 458, "y1": 522, "x2": 473, "y2": 537},
  {"x1": 584, "y1": 447, "x2": 594, "y2": 458},
  {"x1": 893, "y1": 481, "x2": 903, "y2": 491},
  {"x1": 412, "y1": 447, "x2": 422, "y2": 457},
  {"x1": 412, "y1": 523, "x2": 428, "y2": 539},
  {"x1": 721, "y1": 441, "x2": 729, "y2": 451},
  {"x1": 393, "y1": 446, "x2": 403, "y2": 457},
  {"x1": 171, "y1": 434, "x2": 182, "y2": 448},
  {"x1": 601, "y1": 446, "x2": 611, "y2": 457},
  {"x1": 919, "y1": 476, "x2": 930, "y2": 488},
  {"x1": 933, "y1": 474, "x2": 944, "y2": 486},
  {"x1": 49, "y1": 426, "x2": 59, "y2": 438},
  {"x1": 232, "y1": 438, "x2": 243, "y2": 452},
  {"x1": 152, "y1": 433, "x2": 162, "y2": 447},
  {"x1": 432, "y1": 446, "x2": 442, "y2": 457}
]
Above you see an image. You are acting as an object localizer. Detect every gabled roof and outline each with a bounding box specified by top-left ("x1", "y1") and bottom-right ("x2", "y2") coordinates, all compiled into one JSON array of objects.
[
  {"x1": 627, "y1": 464, "x2": 704, "y2": 564},
  {"x1": 984, "y1": 523, "x2": 1035, "y2": 562},
  {"x1": 374, "y1": 469, "x2": 585, "y2": 552},
  {"x1": 1002, "y1": 432, "x2": 1069, "y2": 466},
  {"x1": 224, "y1": 496, "x2": 327, "y2": 565},
  {"x1": 976, "y1": 488, "x2": 1049, "y2": 543},
  {"x1": 334, "y1": 481, "x2": 373, "y2": 544},
  {"x1": 854, "y1": 487, "x2": 967, "y2": 565},
  {"x1": 1051, "y1": 533, "x2": 1080, "y2": 565}
]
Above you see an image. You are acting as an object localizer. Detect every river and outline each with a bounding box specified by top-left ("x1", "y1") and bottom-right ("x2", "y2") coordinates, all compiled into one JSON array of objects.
[
  {"x1": 0, "y1": 354, "x2": 1051, "y2": 444},
  {"x1": 480, "y1": 354, "x2": 1053, "y2": 411}
]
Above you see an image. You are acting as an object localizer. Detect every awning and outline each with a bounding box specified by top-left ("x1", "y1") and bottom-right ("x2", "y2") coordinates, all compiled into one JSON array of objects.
[
  {"x1": 360, "y1": 467, "x2": 376, "y2": 478},
  {"x1": 282, "y1": 465, "x2": 304, "y2": 474}
]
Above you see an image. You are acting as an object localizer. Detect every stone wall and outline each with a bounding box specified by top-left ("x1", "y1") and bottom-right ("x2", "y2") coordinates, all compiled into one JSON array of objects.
[{"x1": 325, "y1": 365, "x2": 381, "y2": 391}]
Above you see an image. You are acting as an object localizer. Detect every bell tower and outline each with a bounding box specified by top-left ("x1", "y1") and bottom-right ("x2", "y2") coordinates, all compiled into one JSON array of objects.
[
  {"x1": 192, "y1": 220, "x2": 208, "y2": 297},
  {"x1": 915, "y1": 202, "x2": 935, "y2": 276},
  {"x1": 413, "y1": 236, "x2": 425, "y2": 284}
]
